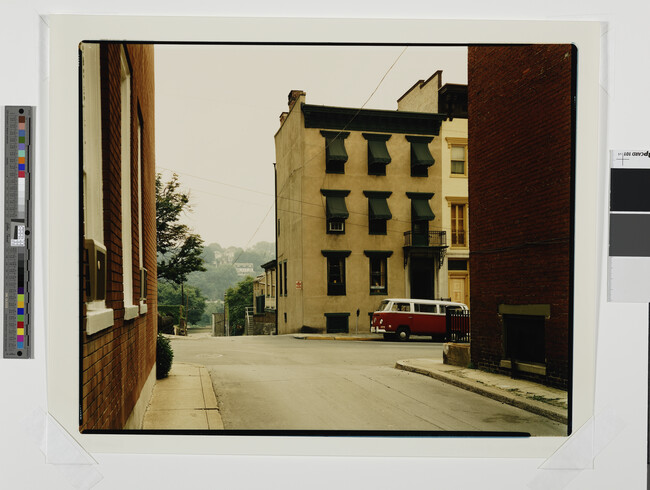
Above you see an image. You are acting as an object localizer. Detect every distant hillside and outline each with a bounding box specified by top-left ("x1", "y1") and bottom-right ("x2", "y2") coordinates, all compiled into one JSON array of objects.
[{"x1": 188, "y1": 241, "x2": 275, "y2": 301}]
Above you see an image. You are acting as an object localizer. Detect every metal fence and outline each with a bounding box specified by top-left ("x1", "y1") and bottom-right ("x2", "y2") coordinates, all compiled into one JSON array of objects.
[{"x1": 446, "y1": 309, "x2": 470, "y2": 343}]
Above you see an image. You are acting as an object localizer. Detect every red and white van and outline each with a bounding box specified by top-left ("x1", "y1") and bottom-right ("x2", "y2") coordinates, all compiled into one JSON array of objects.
[{"x1": 370, "y1": 298, "x2": 469, "y2": 341}]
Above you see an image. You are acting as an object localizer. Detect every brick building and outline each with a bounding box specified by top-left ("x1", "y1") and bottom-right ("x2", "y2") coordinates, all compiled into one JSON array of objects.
[
  {"x1": 80, "y1": 43, "x2": 157, "y2": 430},
  {"x1": 467, "y1": 45, "x2": 575, "y2": 389}
]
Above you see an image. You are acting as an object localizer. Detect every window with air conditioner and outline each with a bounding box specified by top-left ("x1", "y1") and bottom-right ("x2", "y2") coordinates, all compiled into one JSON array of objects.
[{"x1": 328, "y1": 220, "x2": 345, "y2": 233}]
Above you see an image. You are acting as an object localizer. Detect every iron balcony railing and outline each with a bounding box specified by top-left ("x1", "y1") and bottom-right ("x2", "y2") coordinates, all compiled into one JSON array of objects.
[{"x1": 403, "y1": 230, "x2": 447, "y2": 248}]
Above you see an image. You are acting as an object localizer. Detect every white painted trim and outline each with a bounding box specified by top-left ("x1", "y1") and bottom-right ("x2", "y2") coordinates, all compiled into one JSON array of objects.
[
  {"x1": 86, "y1": 307, "x2": 115, "y2": 335},
  {"x1": 124, "y1": 305, "x2": 139, "y2": 321},
  {"x1": 120, "y1": 46, "x2": 136, "y2": 312}
]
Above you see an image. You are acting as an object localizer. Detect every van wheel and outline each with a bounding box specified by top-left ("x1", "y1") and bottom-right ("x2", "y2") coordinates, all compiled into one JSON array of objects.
[{"x1": 396, "y1": 327, "x2": 410, "y2": 341}]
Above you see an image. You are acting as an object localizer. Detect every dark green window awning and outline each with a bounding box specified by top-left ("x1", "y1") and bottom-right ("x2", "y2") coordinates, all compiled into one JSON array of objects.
[
  {"x1": 368, "y1": 140, "x2": 391, "y2": 164},
  {"x1": 363, "y1": 133, "x2": 392, "y2": 165},
  {"x1": 411, "y1": 198, "x2": 435, "y2": 221},
  {"x1": 406, "y1": 135, "x2": 435, "y2": 167},
  {"x1": 326, "y1": 196, "x2": 349, "y2": 219},
  {"x1": 368, "y1": 197, "x2": 392, "y2": 220},
  {"x1": 364, "y1": 191, "x2": 392, "y2": 220},
  {"x1": 321, "y1": 189, "x2": 350, "y2": 219},
  {"x1": 321, "y1": 130, "x2": 349, "y2": 163}
]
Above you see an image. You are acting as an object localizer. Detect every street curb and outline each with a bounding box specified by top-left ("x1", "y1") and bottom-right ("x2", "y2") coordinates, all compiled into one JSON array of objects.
[
  {"x1": 293, "y1": 335, "x2": 381, "y2": 341},
  {"x1": 395, "y1": 361, "x2": 568, "y2": 425}
]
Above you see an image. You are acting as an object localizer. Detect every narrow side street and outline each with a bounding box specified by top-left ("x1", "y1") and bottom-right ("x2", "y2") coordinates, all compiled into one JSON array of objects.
[{"x1": 164, "y1": 332, "x2": 567, "y2": 436}]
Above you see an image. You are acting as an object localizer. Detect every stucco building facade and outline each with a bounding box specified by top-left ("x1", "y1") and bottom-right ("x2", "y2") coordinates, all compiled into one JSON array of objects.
[
  {"x1": 274, "y1": 73, "x2": 465, "y2": 335},
  {"x1": 398, "y1": 72, "x2": 470, "y2": 307},
  {"x1": 80, "y1": 42, "x2": 157, "y2": 430}
]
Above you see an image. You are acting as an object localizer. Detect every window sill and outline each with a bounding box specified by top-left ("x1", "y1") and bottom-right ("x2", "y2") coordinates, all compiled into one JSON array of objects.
[
  {"x1": 86, "y1": 307, "x2": 114, "y2": 335},
  {"x1": 139, "y1": 301, "x2": 148, "y2": 315},
  {"x1": 499, "y1": 359, "x2": 547, "y2": 376},
  {"x1": 124, "y1": 304, "x2": 139, "y2": 321}
]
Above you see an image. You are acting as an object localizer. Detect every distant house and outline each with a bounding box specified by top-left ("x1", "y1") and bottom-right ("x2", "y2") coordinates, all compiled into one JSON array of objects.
[
  {"x1": 234, "y1": 262, "x2": 255, "y2": 276},
  {"x1": 467, "y1": 45, "x2": 574, "y2": 389},
  {"x1": 213, "y1": 249, "x2": 236, "y2": 265},
  {"x1": 253, "y1": 259, "x2": 276, "y2": 314},
  {"x1": 80, "y1": 43, "x2": 157, "y2": 430}
]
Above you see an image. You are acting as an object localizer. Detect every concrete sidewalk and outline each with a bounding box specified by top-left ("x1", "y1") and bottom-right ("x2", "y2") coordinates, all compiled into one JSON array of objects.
[
  {"x1": 142, "y1": 362, "x2": 224, "y2": 430},
  {"x1": 396, "y1": 358, "x2": 568, "y2": 424}
]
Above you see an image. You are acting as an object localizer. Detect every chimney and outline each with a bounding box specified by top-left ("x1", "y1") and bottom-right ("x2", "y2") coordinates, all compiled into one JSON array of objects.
[{"x1": 288, "y1": 90, "x2": 306, "y2": 111}]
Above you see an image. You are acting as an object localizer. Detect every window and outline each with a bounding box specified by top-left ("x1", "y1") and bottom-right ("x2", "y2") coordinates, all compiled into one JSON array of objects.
[
  {"x1": 325, "y1": 313, "x2": 350, "y2": 334},
  {"x1": 364, "y1": 191, "x2": 392, "y2": 235},
  {"x1": 321, "y1": 189, "x2": 350, "y2": 234},
  {"x1": 415, "y1": 303, "x2": 437, "y2": 313},
  {"x1": 391, "y1": 302, "x2": 411, "y2": 312},
  {"x1": 278, "y1": 262, "x2": 283, "y2": 296},
  {"x1": 446, "y1": 137, "x2": 468, "y2": 176},
  {"x1": 364, "y1": 250, "x2": 392, "y2": 295},
  {"x1": 81, "y1": 43, "x2": 114, "y2": 335},
  {"x1": 451, "y1": 145, "x2": 466, "y2": 175},
  {"x1": 363, "y1": 133, "x2": 391, "y2": 175},
  {"x1": 277, "y1": 219, "x2": 280, "y2": 236},
  {"x1": 451, "y1": 203, "x2": 466, "y2": 246},
  {"x1": 322, "y1": 250, "x2": 351, "y2": 296},
  {"x1": 406, "y1": 135, "x2": 435, "y2": 177},
  {"x1": 283, "y1": 260, "x2": 288, "y2": 296},
  {"x1": 448, "y1": 259, "x2": 468, "y2": 272},
  {"x1": 120, "y1": 46, "x2": 138, "y2": 322},
  {"x1": 407, "y1": 192, "x2": 435, "y2": 246},
  {"x1": 369, "y1": 257, "x2": 387, "y2": 294},
  {"x1": 136, "y1": 108, "x2": 147, "y2": 314},
  {"x1": 320, "y1": 130, "x2": 349, "y2": 174}
]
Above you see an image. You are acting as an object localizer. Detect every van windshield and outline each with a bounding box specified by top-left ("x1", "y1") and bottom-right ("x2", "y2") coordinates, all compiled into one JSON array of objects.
[{"x1": 377, "y1": 300, "x2": 391, "y2": 312}]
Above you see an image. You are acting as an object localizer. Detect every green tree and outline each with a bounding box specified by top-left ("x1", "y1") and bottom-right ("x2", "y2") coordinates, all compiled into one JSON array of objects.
[
  {"x1": 158, "y1": 281, "x2": 207, "y2": 325},
  {"x1": 225, "y1": 276, "x2": 254, "y2": 335},
  {"x1": 156, "y1": 173, "x2": 206, "y2": 284}
]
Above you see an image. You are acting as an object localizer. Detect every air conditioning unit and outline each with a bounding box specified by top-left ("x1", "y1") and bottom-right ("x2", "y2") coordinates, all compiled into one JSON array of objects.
[
  {"x1": 328, "y1": 221, "x2": 344, "y2": 232},
  {"x1": 84, "y1": 239, "x2": 107, "y2": 302},
  {"x1": 139, "y1": 267, "x2": 148, "y2": 299}
]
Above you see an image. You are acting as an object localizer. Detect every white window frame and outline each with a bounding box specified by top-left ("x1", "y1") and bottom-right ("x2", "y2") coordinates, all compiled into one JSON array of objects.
[
  {"x1": 120, "y1": 47, "x2": 138, "y2": 321},
  {"x1": 82, "y1": 43, "x2": 114, "y2": 335},
  {"x1": 446, "y1": 137, "x2": 468, "y2": 177},
  {"x1": 137, "y1": 116, "x2": 147, "y2": 314}
]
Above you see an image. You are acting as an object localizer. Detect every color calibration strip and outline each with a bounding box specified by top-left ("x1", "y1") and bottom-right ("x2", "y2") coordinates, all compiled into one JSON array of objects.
[
  {"x1": 4, "y1": 106, "x2": 33, "y2": 358},
  {"x1": 608, "y1": 150, "x2": 650, "y2": 303}
]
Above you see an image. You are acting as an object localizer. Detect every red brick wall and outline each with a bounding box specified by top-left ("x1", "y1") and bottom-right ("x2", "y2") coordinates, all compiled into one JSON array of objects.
[
  {"x1": 468, "y1": 45, "x2": 574, "y2": 389},
  {"x1": 81, "y1": 43, "x2": 157, "y2": 430}
]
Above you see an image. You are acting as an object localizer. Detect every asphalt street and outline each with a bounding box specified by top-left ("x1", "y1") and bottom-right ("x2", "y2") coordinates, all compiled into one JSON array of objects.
[{"x1": 170, "y1": 332, "x2": 566, "y2": 435}]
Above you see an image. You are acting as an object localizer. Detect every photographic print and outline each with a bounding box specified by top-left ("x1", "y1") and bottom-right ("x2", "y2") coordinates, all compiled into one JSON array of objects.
[{"x1": 79, "y1": 41, "x2": 573, "y2": 437}]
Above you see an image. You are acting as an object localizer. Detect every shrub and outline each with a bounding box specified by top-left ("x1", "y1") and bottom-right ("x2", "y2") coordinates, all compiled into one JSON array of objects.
[
  {"x1": 156, "y1": 333, "x2": 174, "y2": 379},
  {"x1": 157, "y1": 313, "x2": 175, "y2": 334}
]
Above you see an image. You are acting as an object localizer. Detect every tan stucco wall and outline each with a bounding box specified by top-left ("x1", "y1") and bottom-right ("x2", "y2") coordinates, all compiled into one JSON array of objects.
[
  {"x1": 275, "y1": 94, "x2": 306, "y2": 333},
  {"x1": 397, "y1": 72, "x2": 442, "y2": 113},
  {"x1": 275, "y1": 94, "x2": 446, "y2": 334}
]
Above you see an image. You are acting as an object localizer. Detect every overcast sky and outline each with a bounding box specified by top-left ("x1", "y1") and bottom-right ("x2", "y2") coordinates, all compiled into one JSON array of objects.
[{"x1": 154, "y1": 44, "x2": 467, "y2": 249}]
